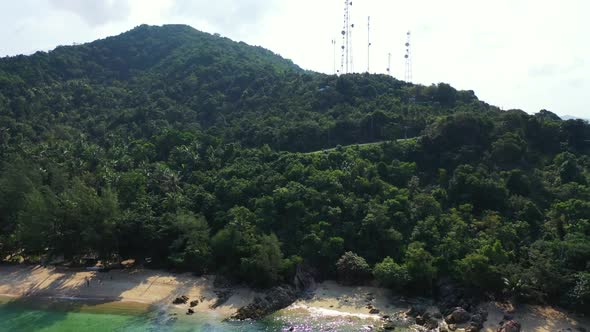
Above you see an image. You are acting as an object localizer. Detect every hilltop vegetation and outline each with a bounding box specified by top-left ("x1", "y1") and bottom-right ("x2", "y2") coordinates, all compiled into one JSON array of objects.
[{"x1": 0, "y1": 25, "x2": 589, "y2": 309}]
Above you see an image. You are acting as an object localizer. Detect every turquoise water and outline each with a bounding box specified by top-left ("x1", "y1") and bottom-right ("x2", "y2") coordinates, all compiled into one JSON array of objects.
[{"x1": 0, "y1": 297, "x2": 382, "y2": 331}]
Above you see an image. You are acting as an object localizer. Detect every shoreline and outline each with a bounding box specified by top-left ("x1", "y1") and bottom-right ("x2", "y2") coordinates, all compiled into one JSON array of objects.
[
  {"x1": 1, "y1": 265, "x2": 589, "y2": 331},
  {"x1": 0, "y1": 264, "x2": 258, "y2": 317}
]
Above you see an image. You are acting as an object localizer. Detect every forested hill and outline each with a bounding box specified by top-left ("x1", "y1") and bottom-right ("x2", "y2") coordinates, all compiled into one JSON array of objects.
[
  {"x1": 1, "y1": 25, "x2": 589, "y2": 310},
  {"x1": 0, "y1": 24, "x2": 491, "y2": 152}
]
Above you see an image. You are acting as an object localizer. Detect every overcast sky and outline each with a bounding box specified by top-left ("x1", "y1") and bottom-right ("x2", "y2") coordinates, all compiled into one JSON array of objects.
[{"x1": 1, "y1": 0, "x2": 588, "y2": 118}]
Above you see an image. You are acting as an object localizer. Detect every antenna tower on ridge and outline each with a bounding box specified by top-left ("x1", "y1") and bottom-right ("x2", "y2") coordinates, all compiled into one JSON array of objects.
[
  {"x1": 387, "y1": 53, "x2": 391, "y2": 76},
  {"x1": 367, "y1": 16, "x2": 371, "y2": 73},
  {"x1": 404, "y1": 31, "x2": 412, "y2": 82},
  {"x1": 332, "y1": 39, "x2": 337, "y2": 75},
  {"x1": 340, "y1": 1, "x2": 354, "y2": 74}
]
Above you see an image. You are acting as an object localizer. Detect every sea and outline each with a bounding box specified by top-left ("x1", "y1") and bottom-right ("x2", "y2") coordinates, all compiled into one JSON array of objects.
[{"x1": 0, "y1": 296, "x2": 406, "y2": 332}]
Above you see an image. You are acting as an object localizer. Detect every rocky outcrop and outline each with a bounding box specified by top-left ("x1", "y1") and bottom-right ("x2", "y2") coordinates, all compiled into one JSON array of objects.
[
  {"x1": 436, "y1": 279, "x2": 489, "y2": 331},
  {"x1": 497, "y1": 320, "x2": 521, "y2": 332},
  {"x1": 446, "y1": 307, "x2": 471, "y2": 324},
  {"x1": 406, "y1": 304, "x2": 427, "y2": 317},
  {"x1": 233, "y1": 285, "x2": 298, "y2": 320},
  {"x1": 416, "y1": 313, "x2": 439, "y2": 330},
  {"x1": 293, "y1": 264, "x2": 316, "y2": 292},
  {"x1": 437, "y1": 279, "x2": 476, "y2": 314},
  {"x1": 210, "y1": 289, "x2": 233, "y2": 309},
  {"x1": 189, "y1": 300, "x2": 199, "y2": 307},
  {"x1": 468, "y1": 308, "x2": 488, "y2": 331}
]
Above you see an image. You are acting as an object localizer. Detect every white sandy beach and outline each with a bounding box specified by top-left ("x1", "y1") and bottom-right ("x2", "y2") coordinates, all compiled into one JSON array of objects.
[{"x1": 0, "y1": 265, "x2": 588, "y2": 331}]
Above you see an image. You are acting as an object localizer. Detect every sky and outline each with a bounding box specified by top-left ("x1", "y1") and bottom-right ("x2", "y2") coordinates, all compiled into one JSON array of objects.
[{"x1": 0, "y1": 0, "x2": 588, "y2": 118}]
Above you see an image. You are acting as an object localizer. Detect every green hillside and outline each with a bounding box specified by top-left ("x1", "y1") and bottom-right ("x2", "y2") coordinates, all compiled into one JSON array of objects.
[{"x1": 0, "y1": 25, "x2": 588, "y2": 309}]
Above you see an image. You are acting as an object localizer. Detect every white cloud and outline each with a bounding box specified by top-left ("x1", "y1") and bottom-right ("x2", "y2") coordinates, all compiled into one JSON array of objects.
[{"x1": 48, "y1": 0, "x2": 132, "y2": 26}]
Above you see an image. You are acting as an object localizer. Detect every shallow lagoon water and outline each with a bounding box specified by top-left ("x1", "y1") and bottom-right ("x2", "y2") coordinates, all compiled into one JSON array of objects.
[{"x1": 0, "y1": 296, "x2": 396, "y2": 332}]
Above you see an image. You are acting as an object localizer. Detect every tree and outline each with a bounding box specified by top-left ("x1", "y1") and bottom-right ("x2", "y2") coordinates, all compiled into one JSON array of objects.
[
  {"x1": 456, "y1": 253, "x2": 502, "y2": 291},
  {"x1": 336, "y1": 251, "x2": 371, "y2": 285},
  {"x1": 16, "y1": 187, "x2": 57, "y2": 254},
  {"x1": 570, "y1": 272, "x2": 590, "y2": 309},
  {"x1": 404, "y1": 242, "x2": 437, "y2": 291},
  {"x1": 167, "y1": 211, "x2": 211, "y2": 274},
  {"x1": 373, "y1": 257, "x2": 410, "y2": 290},
  {"x1": 240, "y1": 233, "x2": 284, "y2": 288}
]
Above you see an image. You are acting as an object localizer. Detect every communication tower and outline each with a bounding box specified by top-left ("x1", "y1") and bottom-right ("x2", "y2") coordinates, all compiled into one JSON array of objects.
[
  {"x1": 340, "y1": 1, "x2": 354, "y2": 74},
  {"x1": 332, "y1": 39, "x2": 337, "y2": 74},
  {"x1": 404, "y1": 31, "x2": 412, "y2": 82},
  {"x1": 367, "y1": 16, "x2": 371, "y2": 73},
  {"x1": 387, "y1": 53, "x2": 391, "y2": 76}
]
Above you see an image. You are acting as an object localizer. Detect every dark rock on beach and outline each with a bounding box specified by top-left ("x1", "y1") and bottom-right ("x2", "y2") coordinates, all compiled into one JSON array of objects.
[
  {"x1": 210, "y1": 289, "x2": 233, "y2": 309},
  {"x1": 172, "y1": 295, "x2": 189, "y2": 305},
  {"x1": 406, "y1": 304, "x2": 427, "y2": 317},
  {"x1": 233, "y1": 285, "x2": 298, "y2": 320},
  {"x1": 446, "y1": 307, "x2": 471, "y2": 324},
  {"x1": 497, "y1": 320, "x2": 521, "y2": 332}
]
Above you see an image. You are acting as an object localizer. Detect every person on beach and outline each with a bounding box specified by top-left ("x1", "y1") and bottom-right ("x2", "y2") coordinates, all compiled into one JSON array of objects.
[{"x1": 85, "y1": 277, "x2": 90, "y2": 287}]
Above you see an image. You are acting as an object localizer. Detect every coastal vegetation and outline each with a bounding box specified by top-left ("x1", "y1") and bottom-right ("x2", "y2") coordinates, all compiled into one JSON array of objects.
[{"x1": 0, "y1": 24, "x2": 588, "y2": 314}]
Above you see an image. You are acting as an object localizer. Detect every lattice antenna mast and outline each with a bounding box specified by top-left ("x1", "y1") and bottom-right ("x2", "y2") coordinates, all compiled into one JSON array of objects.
[
  {"x1": 387, "y1": 52, "x2": 392, "y2": 76},
  {"x1": 332, "y1": 39, "x2": 337, "y2": 75},
  {"x1": 404, "y1": 31, "x2": 412, "y2": 82},
  {"x1": 340, "y1": 1, "x2": 354, "y2": 74},
  {"x1": 367, "y1": 16, "x2": 371, "y2": 73}
]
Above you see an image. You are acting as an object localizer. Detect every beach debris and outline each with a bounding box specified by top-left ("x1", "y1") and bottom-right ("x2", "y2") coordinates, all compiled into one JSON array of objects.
[
  {"x1": 173, "y1": 295, "x2": 189, "y2": 304},
  {"x1": 189, "y1": 300, "x2": 199, "y2": 307}
]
